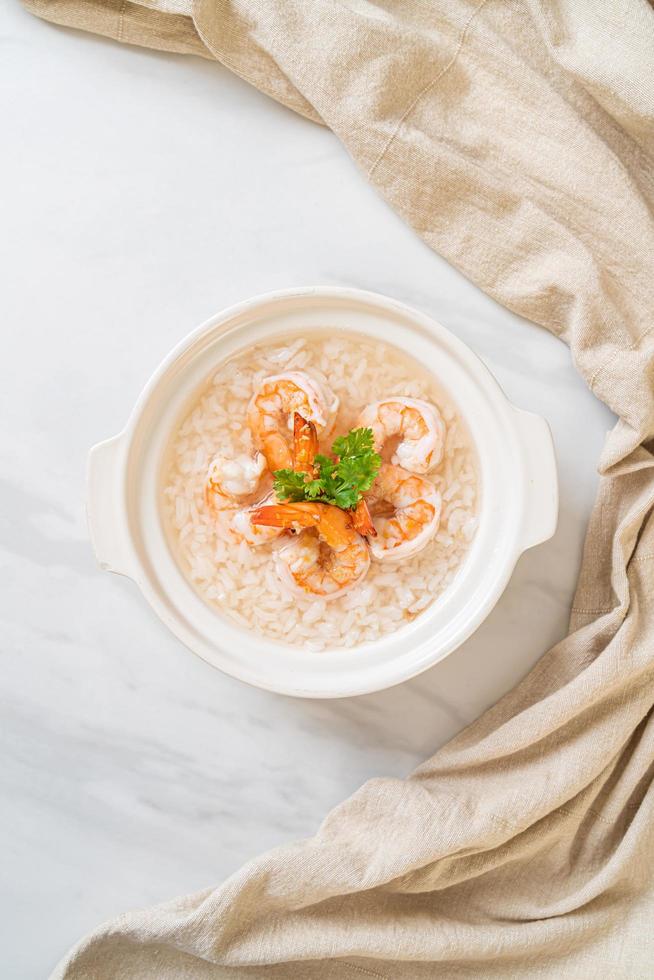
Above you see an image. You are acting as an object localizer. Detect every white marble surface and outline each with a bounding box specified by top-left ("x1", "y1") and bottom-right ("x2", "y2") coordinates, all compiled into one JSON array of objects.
[{"x1": 2, "y1": 4, "x2": 615, "y2": 978}]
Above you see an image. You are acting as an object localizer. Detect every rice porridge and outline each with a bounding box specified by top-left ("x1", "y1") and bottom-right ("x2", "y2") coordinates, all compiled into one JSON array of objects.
[{"x1": 162, "y1": 332, "x2": 478, "y2": 651}]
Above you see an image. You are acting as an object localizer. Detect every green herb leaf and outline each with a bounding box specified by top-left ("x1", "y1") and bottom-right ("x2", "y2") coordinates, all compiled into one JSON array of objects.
[
  {"x1": 304, "y1": 478, "x2": 325, "y2": 500},
  {"x1": 272, "y1": 468, "x2": 311, "y2": 502},
  {"x1": 313, "y1": 454, "x2": 337, "y2": 479},
  {"x1": 272, "y1": 426, "x2": 381, "y2": 511},
  {"x1": 332, "y1": 427, "x2": 376, "y2": 459}
]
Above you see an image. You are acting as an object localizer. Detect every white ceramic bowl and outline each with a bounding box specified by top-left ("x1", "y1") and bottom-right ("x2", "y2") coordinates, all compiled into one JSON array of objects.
[{"x1": 87, "y1": 287, "x2": 557, "y2": 698}]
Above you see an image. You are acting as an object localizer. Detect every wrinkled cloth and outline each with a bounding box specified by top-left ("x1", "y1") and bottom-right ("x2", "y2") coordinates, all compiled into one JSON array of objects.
[{"x1": 23, "y1": 1, "x2": 654, "y2": 977}]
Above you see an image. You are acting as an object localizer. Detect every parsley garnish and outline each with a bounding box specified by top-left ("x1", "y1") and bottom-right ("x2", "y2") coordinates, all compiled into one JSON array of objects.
[{"x1": 273, "y1": 427, "x2": 380, "y2": 510}]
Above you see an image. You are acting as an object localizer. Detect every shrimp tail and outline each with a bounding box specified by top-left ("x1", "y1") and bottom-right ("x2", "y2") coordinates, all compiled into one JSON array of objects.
[
  {"x1": 250, "y1": 502, "x2": 321, "y2": 529},
  {"x1": 351, "y1": 498, "x2": 377, "y2": 537},
  {"x1": 293, "y1": 412, "x2": 318, "y2": 475}
]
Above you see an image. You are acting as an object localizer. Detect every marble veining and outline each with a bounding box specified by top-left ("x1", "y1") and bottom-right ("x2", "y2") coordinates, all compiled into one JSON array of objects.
[{"x1": 2, "y1": 4, "x2": 615, "y2": 978}]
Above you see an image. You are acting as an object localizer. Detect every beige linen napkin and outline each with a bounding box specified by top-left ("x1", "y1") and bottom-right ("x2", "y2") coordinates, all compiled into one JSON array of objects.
[{"x1": 24, "y1": 1, "x2": 654, "y2": 977}]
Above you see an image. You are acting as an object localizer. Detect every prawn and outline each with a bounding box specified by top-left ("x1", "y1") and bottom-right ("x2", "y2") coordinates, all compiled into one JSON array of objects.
[
  {"x1": 247, "y1": 371, "x2": 338, "y2": 471},
  {"x1": 204, "y1": 452, "x2": 267, "y2": 511},
  {"x1": 292, "y1": 411, "x2": 319, "y2": 475},
  {"x1": 292, "y1": 411, "x2": 376, "y2": 537},
  {"x1": 250, "y1": 501, "x2": 370, "y2": 599},
  {"x1": 231, "y1": 492, "x2": 285, "y2": 546},
  {"x1": 364, "y1": 463, "x2": 441, "y2": 561},
  {"x1": 356, "y1": 397, "x2": 445, "y2": 474},
  {"x1": 203, "y1": 463, "x2": 282, "y2": 545},
  {"x1": 211, "y1": 413, "x2": 321, "y2": 546}
]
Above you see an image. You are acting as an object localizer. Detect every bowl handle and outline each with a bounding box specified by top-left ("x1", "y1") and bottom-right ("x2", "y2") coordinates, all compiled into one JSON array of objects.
[
  {"x1": 512, "y1": 408, "x2": 559, "y2": 552},
  {"x1": 86, "y1": 433, "x2": 137, "y2": 579}
]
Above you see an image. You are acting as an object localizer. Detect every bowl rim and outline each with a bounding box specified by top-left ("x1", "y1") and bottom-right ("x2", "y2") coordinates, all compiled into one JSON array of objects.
[{"x1": 87, "y1": 286, "x2": 558, "y2": 698}]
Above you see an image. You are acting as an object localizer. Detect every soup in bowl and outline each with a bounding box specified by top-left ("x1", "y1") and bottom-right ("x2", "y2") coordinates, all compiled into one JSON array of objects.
[{"x1": 162, "y1": 332, "x2": 479, "y2": 651}]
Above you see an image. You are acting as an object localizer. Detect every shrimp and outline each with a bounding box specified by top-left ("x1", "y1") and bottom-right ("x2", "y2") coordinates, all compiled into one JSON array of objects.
[
  {"x1": 251, "y1": 501, "x2": 370, "y2": 599},
  {"x1": 247, "y1": 371, "x2": 339, "y2": 471},
  {"x1": 289, "y1": 412, "x2": 376, "y2": 539},
  {"x1": 231, "y1": 492, "x2": 284, "y2": 546},
  {"x1": 209, "y1": 412, "x2": 322, "y2": 546},
  {"x1": 292, "y1": 412, "x2": 319, "y2": 475},
  {"x1": 230, "y1": 413, "x2": 318, "y2": 546},
  {"x1": 356, "y1": 397, "x2": 445, "y2": 474},
  {"x1": 204, "y1": 452, "x2": 267, "y2": 511},
  {"x1": 351, "y1": 497, "x2": 376, "y2": 537},
  {"x1": 364, "y1": 463, "x2": 441, "y2": 561},
  {"x1": 203, "y1": 452, "x2": 277, "y2": 540}
]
